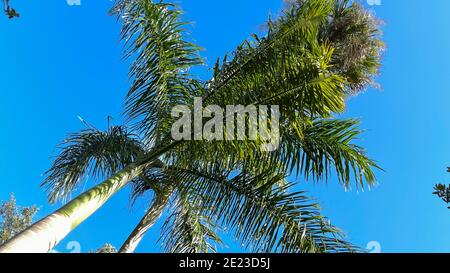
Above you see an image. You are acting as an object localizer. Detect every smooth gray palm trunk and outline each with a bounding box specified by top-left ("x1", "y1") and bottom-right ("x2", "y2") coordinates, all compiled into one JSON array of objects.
[
  {"x1": 0, "y1": 163, "x2": 146, "y2": 253},
  {"x1": 119, "y1": 188, "x2": 173, "y2": 253}
]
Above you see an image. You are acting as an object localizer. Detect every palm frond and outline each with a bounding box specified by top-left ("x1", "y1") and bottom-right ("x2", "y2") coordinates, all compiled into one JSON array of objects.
[
  {"x1": 205, "y1": 0, "x2": 334, "y2": 100},
  {"x1": 160, "y1": 190, "x2": 224, "y2": 253},
  {"x1": 170, "y1": 166, "x2": 355, "y2": 253},
  {"x1": 42, "y1": 126, "x2": 145, "y2": 203},
  {"x1": 167, "y1": 115, "x2": 378, "y2": 191},
  {"x1": 205, "y1": 0, "x2": 343, "y2": 117},
  {"x1": 279, "y1": 118, "x2": 380, "y2": 189},
  {"x1": 111, "y1": 0, "x2": 204, "y2": 141}
]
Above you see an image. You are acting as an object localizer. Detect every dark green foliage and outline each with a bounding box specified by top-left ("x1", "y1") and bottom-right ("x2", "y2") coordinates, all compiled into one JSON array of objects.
[
  {"x1": 0, "y1": 195, "x2": 38, "y2": 245},
  {"x1": 433, "y1": 168, "x2": 450, "y2": 209},
  {"x1": 94, "y1": 243, "x2": 118, "y2": 253}
]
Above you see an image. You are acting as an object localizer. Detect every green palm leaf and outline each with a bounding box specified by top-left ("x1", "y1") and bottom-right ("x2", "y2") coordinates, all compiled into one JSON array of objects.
[
  {"x1": 167, "y1": 166, "x2": 355, "y2": 252},
  {"x1": 281, "y1": 118, "x2": 380, "y2": 188},
  {"x1": 160, "y1": 191, "x2": 224, "y2": 253},
  {"x1": 111, "y1": 0, "x2": 204, "y2": 142},
  {"x1": 42, "y1": 126, "x2": 145, "y2": 203}
]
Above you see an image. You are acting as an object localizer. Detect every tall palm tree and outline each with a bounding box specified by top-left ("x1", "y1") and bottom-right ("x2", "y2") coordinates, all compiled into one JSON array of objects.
[{"x1": 0, "y1": 0, "x2": 384, "y2": 253}]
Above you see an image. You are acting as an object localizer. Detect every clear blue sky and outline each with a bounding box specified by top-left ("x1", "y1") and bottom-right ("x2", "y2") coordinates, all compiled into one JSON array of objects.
[{"x1": 0, "y1": 0, "x2": 449, "y2": 253}]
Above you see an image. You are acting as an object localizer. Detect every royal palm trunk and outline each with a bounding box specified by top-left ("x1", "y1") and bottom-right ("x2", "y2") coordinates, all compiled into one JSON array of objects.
[
  {"x1": 0, "y1": 163, "x2": 146, "y2": 253},
  {"x1": 119, "y1": 187, "x2": 173, "y2": 253}
]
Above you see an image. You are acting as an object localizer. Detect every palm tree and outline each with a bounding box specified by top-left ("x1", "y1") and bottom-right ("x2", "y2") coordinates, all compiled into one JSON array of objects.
[{"x1": 0, "y1": 0, "x2": 384, "y2": 253}]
